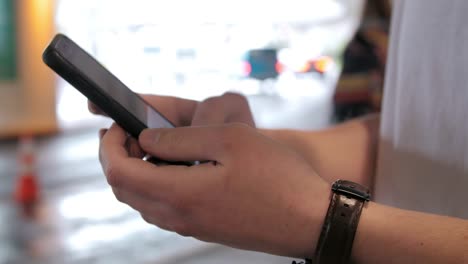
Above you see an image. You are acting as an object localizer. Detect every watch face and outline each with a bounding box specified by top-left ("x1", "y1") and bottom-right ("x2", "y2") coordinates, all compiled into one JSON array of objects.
[{"x1": 332, "y1": 180, "x2": 371, "y2": 201}]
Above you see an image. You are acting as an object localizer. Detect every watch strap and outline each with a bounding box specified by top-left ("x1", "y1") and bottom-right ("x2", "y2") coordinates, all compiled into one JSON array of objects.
[{"x1": 313, "y1": 180, "x2": 369, "y2": 264}]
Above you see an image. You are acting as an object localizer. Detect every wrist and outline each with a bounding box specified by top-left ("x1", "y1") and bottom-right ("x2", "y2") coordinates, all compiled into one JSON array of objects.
[
  {"x1": 292, "y1": 180, "x2": 332, "y2": 259},
  {"x1": 351, "y1": 202, "x2": 381, "y2": 263}
]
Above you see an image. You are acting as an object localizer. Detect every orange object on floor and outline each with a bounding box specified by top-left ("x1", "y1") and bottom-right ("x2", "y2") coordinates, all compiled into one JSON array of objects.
[
  {"x1": 15, "y1": 173, "x2": 39, "y2": 205},
  {"x1": 14, "y1": 136, "x2": 40, "y2": 208}
]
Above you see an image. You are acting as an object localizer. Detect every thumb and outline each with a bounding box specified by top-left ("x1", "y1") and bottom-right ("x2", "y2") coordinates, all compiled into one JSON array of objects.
[{"x1": 139, "y1": 126, "x2": 229, "y2": 162}]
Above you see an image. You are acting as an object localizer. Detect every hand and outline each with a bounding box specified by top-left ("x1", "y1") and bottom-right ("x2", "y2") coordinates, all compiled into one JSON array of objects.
[
  {"x1": 89, "y1": 92, "x2": 255, "y2": 127},
  {"x1": 99, "y1": 123, "x2": 331, "y2": 258}
]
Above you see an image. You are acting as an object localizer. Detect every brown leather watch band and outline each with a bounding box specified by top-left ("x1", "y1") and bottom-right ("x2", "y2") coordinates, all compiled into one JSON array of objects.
[{"x1": 312, "y1": 180, "x2": 370, "y2": 264}]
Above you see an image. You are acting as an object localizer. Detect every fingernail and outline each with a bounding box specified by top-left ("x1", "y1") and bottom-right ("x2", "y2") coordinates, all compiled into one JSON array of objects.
[{"x1": 140, "y1": 129, "x2": 161, "y2": 147}]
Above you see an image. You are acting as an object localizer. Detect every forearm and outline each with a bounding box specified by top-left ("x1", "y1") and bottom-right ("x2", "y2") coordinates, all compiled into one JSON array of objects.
[
  {"x1": 260, "y1": 114, "x2": 380, "y2": 187},
  {"x1": 352, "y1": 203, "x2": 468, "y2": 264}
]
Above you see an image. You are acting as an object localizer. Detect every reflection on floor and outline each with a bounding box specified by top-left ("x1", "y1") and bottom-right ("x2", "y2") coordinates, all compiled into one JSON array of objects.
[{"x1": 0, "y1": 126, "x2": 295, "y2": 264}]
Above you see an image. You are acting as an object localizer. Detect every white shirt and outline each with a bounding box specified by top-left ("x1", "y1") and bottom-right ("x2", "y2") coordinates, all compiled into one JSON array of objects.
[{"x1": 374, "y1": 0, "x2": 468, "y2": 218}]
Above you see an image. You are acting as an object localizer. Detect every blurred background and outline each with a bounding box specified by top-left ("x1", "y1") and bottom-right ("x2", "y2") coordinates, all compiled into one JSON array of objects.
[{"x1": 0, "y1": 0, "x2": 390, "y2": 263}]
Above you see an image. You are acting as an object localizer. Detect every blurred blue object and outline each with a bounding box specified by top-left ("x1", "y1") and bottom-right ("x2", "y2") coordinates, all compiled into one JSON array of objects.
[{"x1": 244, "y1": 49, "x2": 279, "y2": 81}]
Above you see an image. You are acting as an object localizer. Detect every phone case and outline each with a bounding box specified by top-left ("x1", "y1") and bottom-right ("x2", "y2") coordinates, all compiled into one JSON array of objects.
[{"x1": 42, "y1": 34, "x2": 147, "y2": 139}]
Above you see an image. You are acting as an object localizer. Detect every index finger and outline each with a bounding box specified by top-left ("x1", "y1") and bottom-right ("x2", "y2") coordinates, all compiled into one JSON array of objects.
[
  {"x1": 89, "y1": 94, "x2": 199, "y2": 127},
  {"x1": 141, "y1": 94, "x2": 198, "y2": 126}
]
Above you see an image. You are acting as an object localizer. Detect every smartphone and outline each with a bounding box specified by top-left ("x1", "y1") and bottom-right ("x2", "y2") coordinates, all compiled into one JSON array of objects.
[{"x1": 43, "y1": 34, "x2": 191, "y2": 165}]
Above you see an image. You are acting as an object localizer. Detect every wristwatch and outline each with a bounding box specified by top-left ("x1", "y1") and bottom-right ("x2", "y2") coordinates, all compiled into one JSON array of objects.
[{"x1": 310, "y1": 180, "x2": 371, "y2": 264}]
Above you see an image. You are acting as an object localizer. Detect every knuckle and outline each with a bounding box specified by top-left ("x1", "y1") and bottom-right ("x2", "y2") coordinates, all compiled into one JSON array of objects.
[
  {"x1": 222, "y1": 92, "x2": 248, "y2": 105},
  {"x1": 201, "y1": 96, "x2": 222, "y2": 108},
  {"x1": 192, "y1": 108, "x2": 212, "y2": 122},
  {"x1": 218, "y1": 123, "x2": 252, "y2": 152},
  {"x1": 112, "y1": 188, "x2": 124, "y2": 202},
  {"x1": 172, "y1": 221, "x2": 192, "y2": 237},
  {"x1": 141, "y1": 212, "x2": 171, "y2": 231},
  {"x1": 141, "y1": 213, "x2": 154, "y2": 225},
  {"x1": 218, "y1": 126, "x2": 236, "y2": 151},
  {"x1": 229, "y1": 122, "x2": 251, "y2": 131},
  {"x1": 104, "y1": 164, "x2": 121, "y2": 187}
]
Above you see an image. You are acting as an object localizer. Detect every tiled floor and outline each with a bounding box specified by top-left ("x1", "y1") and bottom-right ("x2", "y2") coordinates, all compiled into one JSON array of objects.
[{"x1": 0, "y1": 92, "x2": 333, "y2": 264}]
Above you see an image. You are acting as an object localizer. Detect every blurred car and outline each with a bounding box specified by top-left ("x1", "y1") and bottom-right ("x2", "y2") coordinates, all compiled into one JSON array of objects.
[
  {"x1": 292, "y1": 55, "x2": 334, "y2": 77},
  {"x1": 242, "y1": 48, "x2": 334, "y2": 81},
  {"x1": 243, "y1": 49, "x2": 280, "y2": 80}
]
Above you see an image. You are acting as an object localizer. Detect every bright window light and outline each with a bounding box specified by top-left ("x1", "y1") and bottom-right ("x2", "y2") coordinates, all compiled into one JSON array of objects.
[{"x1": 54, "y1": 0, "x2": 364, "y2": 129}]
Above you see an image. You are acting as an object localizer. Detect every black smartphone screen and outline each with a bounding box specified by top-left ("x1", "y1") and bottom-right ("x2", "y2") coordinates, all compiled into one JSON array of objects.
[{"x1": 45, "y1": 34, "x2": 174, "y2": 132}]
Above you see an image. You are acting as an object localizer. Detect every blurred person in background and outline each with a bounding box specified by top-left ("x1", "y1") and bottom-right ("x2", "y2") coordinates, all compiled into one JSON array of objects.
[
  {"x1": 91, "y1": 0, "x2": 468, "y2": 263},
  {"x1": 333, "y1": 0, "x2": 390, "y2": 122}
]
